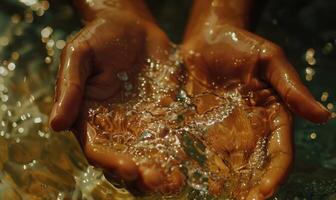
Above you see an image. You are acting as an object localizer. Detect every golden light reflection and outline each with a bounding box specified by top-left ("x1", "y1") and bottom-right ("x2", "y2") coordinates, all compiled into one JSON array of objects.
[
  {"x1": 20, "y1": 0, "x2": 49, "y2": 16},
  {"x1": 0, "y1": 37, "x2": 9, "y2": 46},
  {"x1": 41, "y1": 26, "x2": 53, "y2": 39},
  {"x1": 11, "y1": 14, "x2": 21, "y2": 24},
  {"x1": 8, "y1": 63, "x2": 16, "y2": 71},
  {"x1": 305, "y1": 48, "x2": 316, "y2": 65},
  {"x1": 46, "y1": 39, "x2": 55, "y2": 49},
  {"x1": 56, "y1": 40, "x2": 66, "y2": 49},
  {"x1": 321, "y1": 92, "x2": 329, "y2": 102},
  {"x1": 305, "y1": 66, "x2": 315, "y2": 81},
  {"x1": 45, "y1": 56, "x2": 52, "y2": 64},
  {"x1": 11, "y1": 52, "x2": 20, "y2": 60},
  {"x1": 327, "y1": 103, "x2": 334, "y2": 110},
  {"x1": 24, "y1": 10, "x2": 34, "y2": 23},
  {"x1": 332, "y1": 112, "x2": 336, "y2": 119}
]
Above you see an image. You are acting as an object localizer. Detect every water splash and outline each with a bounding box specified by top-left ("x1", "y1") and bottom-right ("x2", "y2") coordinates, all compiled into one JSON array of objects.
[{"x1": 85, "y1": 48, "x2": 270, "y2": 198}]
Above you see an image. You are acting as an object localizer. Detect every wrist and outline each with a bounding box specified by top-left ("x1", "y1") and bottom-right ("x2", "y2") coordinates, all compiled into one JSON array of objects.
[
  {"x1": 74, "y1": 0, "x2": 154, "y2": 23},
  {"x1": 184, "y1": 0, "x2": 252, "y2": 41},
  {"x1": 210, "y1": 0, "x2": 253, "y2": 28}
]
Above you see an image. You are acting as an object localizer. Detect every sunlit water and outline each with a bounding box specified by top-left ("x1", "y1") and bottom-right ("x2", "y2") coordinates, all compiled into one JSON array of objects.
[
  {"x1": 0, "y1": 0, "x2": 336, "y2": 200},
  {"x1": 85, "y1": 48, "x2": 270, "y2": 198}
]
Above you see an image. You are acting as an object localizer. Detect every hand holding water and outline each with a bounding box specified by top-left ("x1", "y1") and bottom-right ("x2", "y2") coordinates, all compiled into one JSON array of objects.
[{"x1": 49, "y1": 0, "x2": 172, "y2": 185}]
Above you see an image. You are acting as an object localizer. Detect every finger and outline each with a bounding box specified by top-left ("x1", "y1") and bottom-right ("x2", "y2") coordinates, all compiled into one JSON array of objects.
[
  {"x1": 248, "y1": 103, "x2": 293, "y2": 199},
  {"x1": 86, "y1": 147, "x2": 139, "y2": 182},
  {"x1": 246, "y1": 188, "x2": 264, "y2": 200},
  {"x1": 84, "y1": 123, "x2": 139, "y2": 182},
  {"x1": 49, "y1": 39, "x2": 91, "y2": 131},
  {"x1": 134, "y1": 164, "x2": 185, "y2": 194},
  {"x1": 157, "y1": 168, "x2": 185, "y2": 194},
  {"x1": 260, "y1": 44, "x2": 330, "y2": 123},
  {"x1": 136, "y1": 165, "x2": 164, "y2": 192}
]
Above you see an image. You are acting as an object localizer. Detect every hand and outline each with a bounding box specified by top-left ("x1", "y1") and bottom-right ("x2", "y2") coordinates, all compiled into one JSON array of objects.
[
  {"x1": 49, "y1": 10, "x2": 172, "y2": 184},
  {"x1": 79, "y1": 71, "x2": 293, "y2": 198},
  {"x1": 49, "y1": 10, "x2": 170, "y2": 130},
  {"x1": 189, "y1": 84, "x2": 293, "y2": 199},
  {"x1": 76, "y1": 46, "x2": 186, "y2": 193},
  {"x1": 181, "y1": 24, "x2": 330, "y2": 199},
  {"x1": 182, "y1": 24, "x2": 330, "y2": 123}
]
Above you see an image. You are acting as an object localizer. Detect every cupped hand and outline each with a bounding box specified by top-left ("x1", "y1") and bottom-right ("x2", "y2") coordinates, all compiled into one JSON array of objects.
[
  {"x1": 181, "y1": 24, "x2": 330, "y2": 199},
  {"x1": 49, "y1": 11, "x2": 170, "y2": 131},
  {"x1": 182, "y1": 24, "x2": 330, "y2": 124},
  {"x1": 49, "y1": 10, "x2": 172, "y2": 185},
  {"x1": 188, "y1": 84, "x2": 293, "y2": 199}
]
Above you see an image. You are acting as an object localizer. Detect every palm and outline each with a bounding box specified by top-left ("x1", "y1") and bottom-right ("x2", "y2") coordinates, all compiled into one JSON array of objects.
[
  {"x1": 185, "y1": 80, "x2": 292, "y2": 199},
  {"x1": 50, "y1": 12, "x2": 170, "y2": 131},
  {"x1": 181, "y1": 24, "x2": 329, "y2": 199},
  {"x1": 78, "y1": 16, "x2": 148, "y2": 100},
  {"x1": 77, "y1": 62, "x2": 292, "y2": 198},
  {"x1": 49, "y1": 11, "x2": 174, "y2": 189},
  {"x1": 76, "y1": 53, "x2": 187, "y2": 193},
  {"x1": 182, "y1": 24, "x2": 329, "y2": 124}
]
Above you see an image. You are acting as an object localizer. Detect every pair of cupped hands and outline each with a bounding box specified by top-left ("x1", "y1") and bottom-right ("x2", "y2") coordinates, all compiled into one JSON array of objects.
[{"x1": 48, "y1": 8, "x2": 330, "y2": 200}]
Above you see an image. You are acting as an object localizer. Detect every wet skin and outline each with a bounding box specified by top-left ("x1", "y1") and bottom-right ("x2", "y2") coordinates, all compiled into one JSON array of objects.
[
  {"x1": 49, "y1": 0, "x2": 174, "y2": 188},
  {"x1": 49, "y1": 0, "x2": 331, "y2": 199},
  {"x1": 183, "y1": 0, "x2": 330, "y2": 124},
  {"x1": 79, "y1": 72, "x2": 293, "y2": 198},
  {"x1": 184, "y1": 78, "x2": 293, "y2": 199},
  {"x1": 76, "y1": 57, "x2": 187, "y2": 194},
  {"x1": 181, "y1": 0, "x2": 330, "y2": 198}
]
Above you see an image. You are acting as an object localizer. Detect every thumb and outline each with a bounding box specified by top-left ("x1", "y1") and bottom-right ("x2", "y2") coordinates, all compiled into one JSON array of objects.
[
  {"x1": 50, "y1": 39, "x2": 91, "y2": 131},
  {"x1": 260, "y1": 44, "x2": 330, "y2": 123}
]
